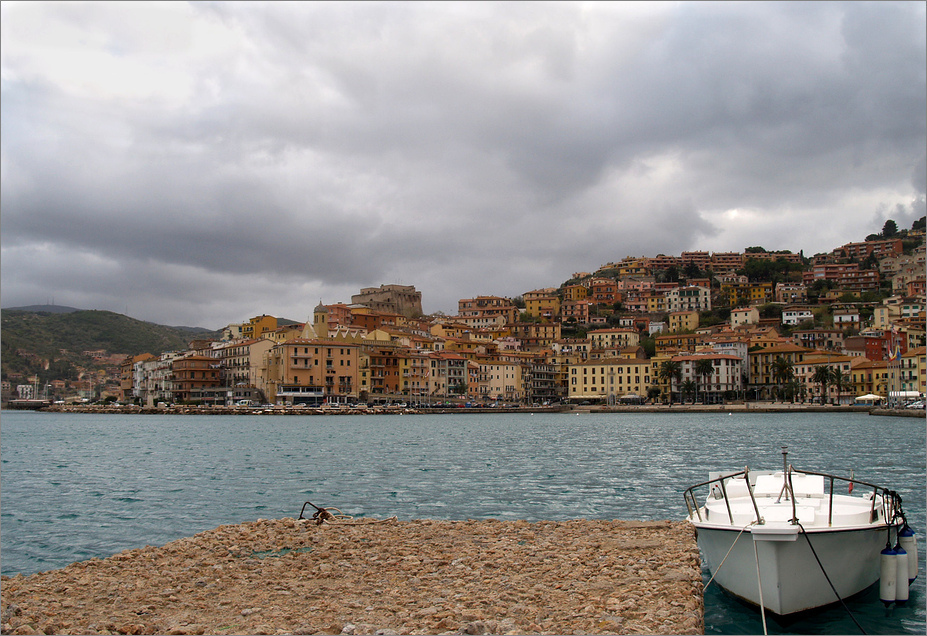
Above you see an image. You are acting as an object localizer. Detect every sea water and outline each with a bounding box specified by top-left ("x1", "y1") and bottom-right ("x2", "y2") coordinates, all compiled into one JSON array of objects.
[{"x1": 1, "y1": 410, "x2": 924, "y2": 634}]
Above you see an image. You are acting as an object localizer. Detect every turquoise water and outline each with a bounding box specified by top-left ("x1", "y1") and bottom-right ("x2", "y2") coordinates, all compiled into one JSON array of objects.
[{"x1": 1, "y1": 410, "x2": 924, "y2": 634}]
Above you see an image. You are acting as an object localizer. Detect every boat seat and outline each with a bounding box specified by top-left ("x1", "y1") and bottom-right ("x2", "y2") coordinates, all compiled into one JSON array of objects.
[
  {"x1": 760, "y1": 504, "x2": 816, "y2": 524},
  {"x1": 723, "y1": 477, "x2": 751, "y2": 498},
  {"x1": 753, "y1": 473, "x2": 825, "y2": 498}
]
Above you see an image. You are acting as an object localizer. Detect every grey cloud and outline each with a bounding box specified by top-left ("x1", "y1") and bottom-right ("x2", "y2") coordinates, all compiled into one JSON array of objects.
[{"x1": 2, "y1": 1, "x2": 924, "y2": 327}]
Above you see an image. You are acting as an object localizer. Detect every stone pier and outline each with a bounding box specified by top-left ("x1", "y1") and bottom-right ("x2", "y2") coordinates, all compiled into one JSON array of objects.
[{"x1": 1, "y1": 518, "x2": 703, "y2": 635}]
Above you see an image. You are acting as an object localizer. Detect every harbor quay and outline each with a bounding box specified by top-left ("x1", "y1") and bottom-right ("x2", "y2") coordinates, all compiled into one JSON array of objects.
[
  {"x1": 0, "y1": 518, "x2": 703, "y2": 635},
  {"x1": 30, "y1": 401, "x2": 921, "y2": 417}
]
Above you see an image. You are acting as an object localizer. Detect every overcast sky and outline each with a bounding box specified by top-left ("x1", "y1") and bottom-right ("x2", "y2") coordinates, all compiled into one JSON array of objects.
[{"x1": 2, "y1": 2, "x2": 925, "y2": 329}]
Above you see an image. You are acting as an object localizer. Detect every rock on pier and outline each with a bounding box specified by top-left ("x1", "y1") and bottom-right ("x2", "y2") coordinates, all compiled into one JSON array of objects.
[{"x1": 1, "y1": 518, "x2": 703, "y2": 635}]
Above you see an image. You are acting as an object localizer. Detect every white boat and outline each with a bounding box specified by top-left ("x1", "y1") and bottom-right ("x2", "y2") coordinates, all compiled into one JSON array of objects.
[{"x1": 684, "y1": 448, "x2": 917, "y2": 617}]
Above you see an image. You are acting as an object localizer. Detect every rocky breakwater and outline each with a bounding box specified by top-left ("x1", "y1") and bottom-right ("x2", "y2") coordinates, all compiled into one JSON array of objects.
[{"x1": 1, "y1": 518, "x2": 703, "y2": 635}]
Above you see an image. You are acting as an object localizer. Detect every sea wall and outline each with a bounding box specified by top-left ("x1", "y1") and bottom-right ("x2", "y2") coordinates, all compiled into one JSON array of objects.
[
  {"x1": 32, "y1": 402, "x2": 903, "y2": 416},
  {"x1": 0, "y1": 518, "x2": 703, "y2": 635}
]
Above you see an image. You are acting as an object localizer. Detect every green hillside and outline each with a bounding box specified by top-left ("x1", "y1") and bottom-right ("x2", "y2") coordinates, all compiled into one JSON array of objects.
[{"x1": 1, "y1": 309, "x2": 219, "y2": 380}]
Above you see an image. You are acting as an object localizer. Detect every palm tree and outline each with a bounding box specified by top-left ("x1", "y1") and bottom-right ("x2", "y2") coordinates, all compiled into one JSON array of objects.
[
  {"x1": 772, "y1": 356, "x2": 794, "y2": 402},
  {"x1": 694, "y1": 358, "x2": 715, "y2": 404},
  {"x1": 831, "y1": 367, "x2": 849, "y2": 405},
  {"x1": 812, "y1": 365, "x2": 834, "y2": 405},
  {"x1": 681, "y1": 380, "x2": 697, "y2": 403},
  {"x1": 659, "y1": 360, "x2": 682, "y2": 405}
]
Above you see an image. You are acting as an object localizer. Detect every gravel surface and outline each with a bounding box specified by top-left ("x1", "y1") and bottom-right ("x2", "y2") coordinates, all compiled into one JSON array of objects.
[{"x1": 1, "y1": 517, "x2": 703, "y2": 635}]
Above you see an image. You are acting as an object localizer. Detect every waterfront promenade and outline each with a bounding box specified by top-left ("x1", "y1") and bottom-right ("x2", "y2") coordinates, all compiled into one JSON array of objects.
[{"x1": 34, "y1": 401, "x2": 922, "y2": 417}]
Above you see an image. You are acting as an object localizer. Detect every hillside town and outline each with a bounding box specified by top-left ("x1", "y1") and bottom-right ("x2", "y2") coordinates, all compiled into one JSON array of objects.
[{"x1": 7, "y1": 231, "x2": 926, "y2": 410}]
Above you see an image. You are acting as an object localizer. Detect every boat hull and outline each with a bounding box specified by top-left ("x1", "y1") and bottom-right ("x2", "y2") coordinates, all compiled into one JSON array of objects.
[{"x1": 696, "y1": 524, "x2": 888, "y2": 615}]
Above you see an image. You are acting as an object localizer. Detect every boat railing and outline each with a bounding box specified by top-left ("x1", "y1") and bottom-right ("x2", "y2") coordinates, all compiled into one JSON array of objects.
[
  {"x1": 684, "y1": 466, "x2": 901, "y2": 527},
  {"x1": 787, "y1": 466, "x2": 899, "y2": 526},
  {"x1": 684, "y1": 468, "x2": 762, "y2": 525}
]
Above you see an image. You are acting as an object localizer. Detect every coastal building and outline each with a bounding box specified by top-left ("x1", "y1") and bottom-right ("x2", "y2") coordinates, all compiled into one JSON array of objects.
[
  {"x1": 835, "y1": 239, "x2": 904, "y2": 261},
  {"x1": 458, "y1": 296, "x2": 520, "y2": 324},
  {"x1": 587, "y1": 327, "x2": 640, "y2": 350},
  {"x1": 213, "y1": 338, "x2": 275, "y2": 403},
  {"x1": 790, "y1": 328, "x2": 844, "y2": 352},
  {"x1": 481, "y1": 360, "x2": 523, "y2": 402},
  {"x1": 428, "y1": 351, "x2": 468, "y2": 400},
  {"x1": 242, "y1": 315, "x2": 278, "y2": 341},
  {"x1": 665, "y1": 286, "x2": 711, "y2": 313},
  {"x1": 849, "y1": 358, "x2": 892, "y2": 400},
  {"x1": 587, "y1": 278, "x2": 619, "y2": 305},
  {"x1": 781, "y1": 306, "x2": 814, "y2": 327},
  {"x1": 668, "y1": 311, "x2": 698, "y2": 333},
  {"x1": 654, "y1": 332, "x2": 700, "y2": 354},
  {"x1": 264, "y1": 340, "x2": 360, "y2": 406},
  {"x1": 671, "y1": 353, "x2": 744, "y2": 403},
  {"x1": 351, "y1": 284, "x2": 423, "y2": 318},
  {"x1": 775, "y1": 283, "x2": 808, "y2": 304},
  {"x1": 523, "y1": 289, "x2": 561, "y2": 322},
  {"x1": 508, "y1": 322, "x2": 561, "y2": 351},
  {"x1": 120, "y1": 353, "x2": 155, "y2": 402},
  {"x1": 710, "y1": 252, "x2": 744, "y2": 272},
  {"x1": 560, "y1": 299, "x2": 592, "y2": 325},
  {"x1": 171, "y1": 355, "x2": 225, "y2": 404},
  {"x1": 562, "y1": 284, "x2": 589, "y2": 302},
  {"x1": 730, "y1": 307, "x2": 760, "y2": 329},
  {"x1": 795, "y1": 353, "x2": 855, "y2": 404},
  {"x1": 900, "y1": 346, "x2": 926, "y2": 396},
  {"x1": 568, "y1": 358, "x2": 653, "y2": 404},
  {"x1": 748, "y1": 343, "x2": 811, "y2": 399}
]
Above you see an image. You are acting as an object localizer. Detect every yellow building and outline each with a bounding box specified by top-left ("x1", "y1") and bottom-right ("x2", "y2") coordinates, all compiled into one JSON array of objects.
[
  {"x1": 480, "y1": 360, "x2": 524, "y2": 402},
  {"x1": 588, "y1": 327, "x2": 640, "y2": 350},
  {"x1": 618, "y1": 258, "x2": 650, "y2": 277},
  {"x1": 849, "y1": 359, "x2": 892, "y2": 399},
  {"x1": 748, "y1": 343, "x2": 811, "y2": 398},
  {"x1": 668, "y1": 311, "x2": 699, "y2": 333},
  {"x1": 563, "y1": 284, "x2": 589, "y2": 302},
  {"x1": 719, "y1": 282, "x2": 774, "y2": 307},
  {"x1": 655, "y1": 332, "x2": 700, "y2": 354},
  {"x1": 645, "y1": 291, "x2": 667, "y2": 313},
  {"x1": 242, "y1": 315, "x2": 278, "y2": 340},
  {"x1": 568, "y1": 358, "x2": 653, "y2": 403},
  {"x1": 524, "y1": 291, "x2": 561, "y2": 322},
  {"x1": 900, "y1": 346, "x2": 926, "y2": 396},
  {"x1": 795, "y1": 353, "x2": 855, "y2": 404}
]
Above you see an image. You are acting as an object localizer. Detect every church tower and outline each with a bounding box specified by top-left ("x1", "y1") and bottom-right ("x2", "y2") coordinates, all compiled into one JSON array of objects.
[{"x1": 313, "y1": 301, "x2": 329, "y2": 339}]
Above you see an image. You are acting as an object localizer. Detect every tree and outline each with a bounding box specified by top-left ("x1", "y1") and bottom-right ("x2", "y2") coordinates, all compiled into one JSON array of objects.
[
  {"x1": 658, "y1": 360, "x2": 682, "y2": 405},
  {"x1": 683, "y1": 262, "x2": 702, "y2": 280},
  {"x1": 882, "y1": 219, "x2": 899, "y2": 238},
  {"x1": 812, "y1": 365, "x2": 834, "y2": 404},
  {"x1": 694, "y1": 358, "x2": 715, "y2": 404},
  {"x1": 646, "y1": 386, "x2": 661, "y2": 403},
  {"x1": 681, "y1": 380, "x2": 697, "y2": 403},
  {"x1": 831, "y1": 367, "x2": 850, "y2": 405},
  {"x1": 772, "y1": 356, "x2": 794, "y2": 401}
]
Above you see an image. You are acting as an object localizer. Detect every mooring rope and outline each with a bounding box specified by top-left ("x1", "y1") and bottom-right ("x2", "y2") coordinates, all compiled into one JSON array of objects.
[
  {"x1": 703, "y1": 521, "x2": 757, "y2": 590},
  {"x1": 752, "y1": 534, "x2": 768, "y2": 636},
  {"x1": 301, "y1": 500, "x2": 402, "y2": 527},
  {"x1": 304, "y1": 505, "x2": 398, "y2": 526},
  {"x1": 796, "y1": 521, "x2": 867, "y2": 635}
]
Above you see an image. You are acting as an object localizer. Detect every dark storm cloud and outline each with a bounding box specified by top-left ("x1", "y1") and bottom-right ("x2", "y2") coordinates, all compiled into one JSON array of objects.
[{"x1": 2, "y1": 1, "x2": 924, "y2": 327}]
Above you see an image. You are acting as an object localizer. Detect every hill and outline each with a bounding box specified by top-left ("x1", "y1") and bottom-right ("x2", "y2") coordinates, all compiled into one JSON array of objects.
[
  {"x1": 1, "y1": 309, "x2": 219, "y2": 381},
  {"x1": 5, "y1": 304, "x2": 81, "y2": 314}
]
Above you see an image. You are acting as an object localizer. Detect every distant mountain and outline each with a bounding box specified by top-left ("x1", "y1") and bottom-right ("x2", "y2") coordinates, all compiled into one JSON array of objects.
[
  {"x1": 5, "y1": 304, "x2": 81, "y2": 314},
  {"x1": 1, "y1": 309, "x2": 221, "y2": 380}
]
